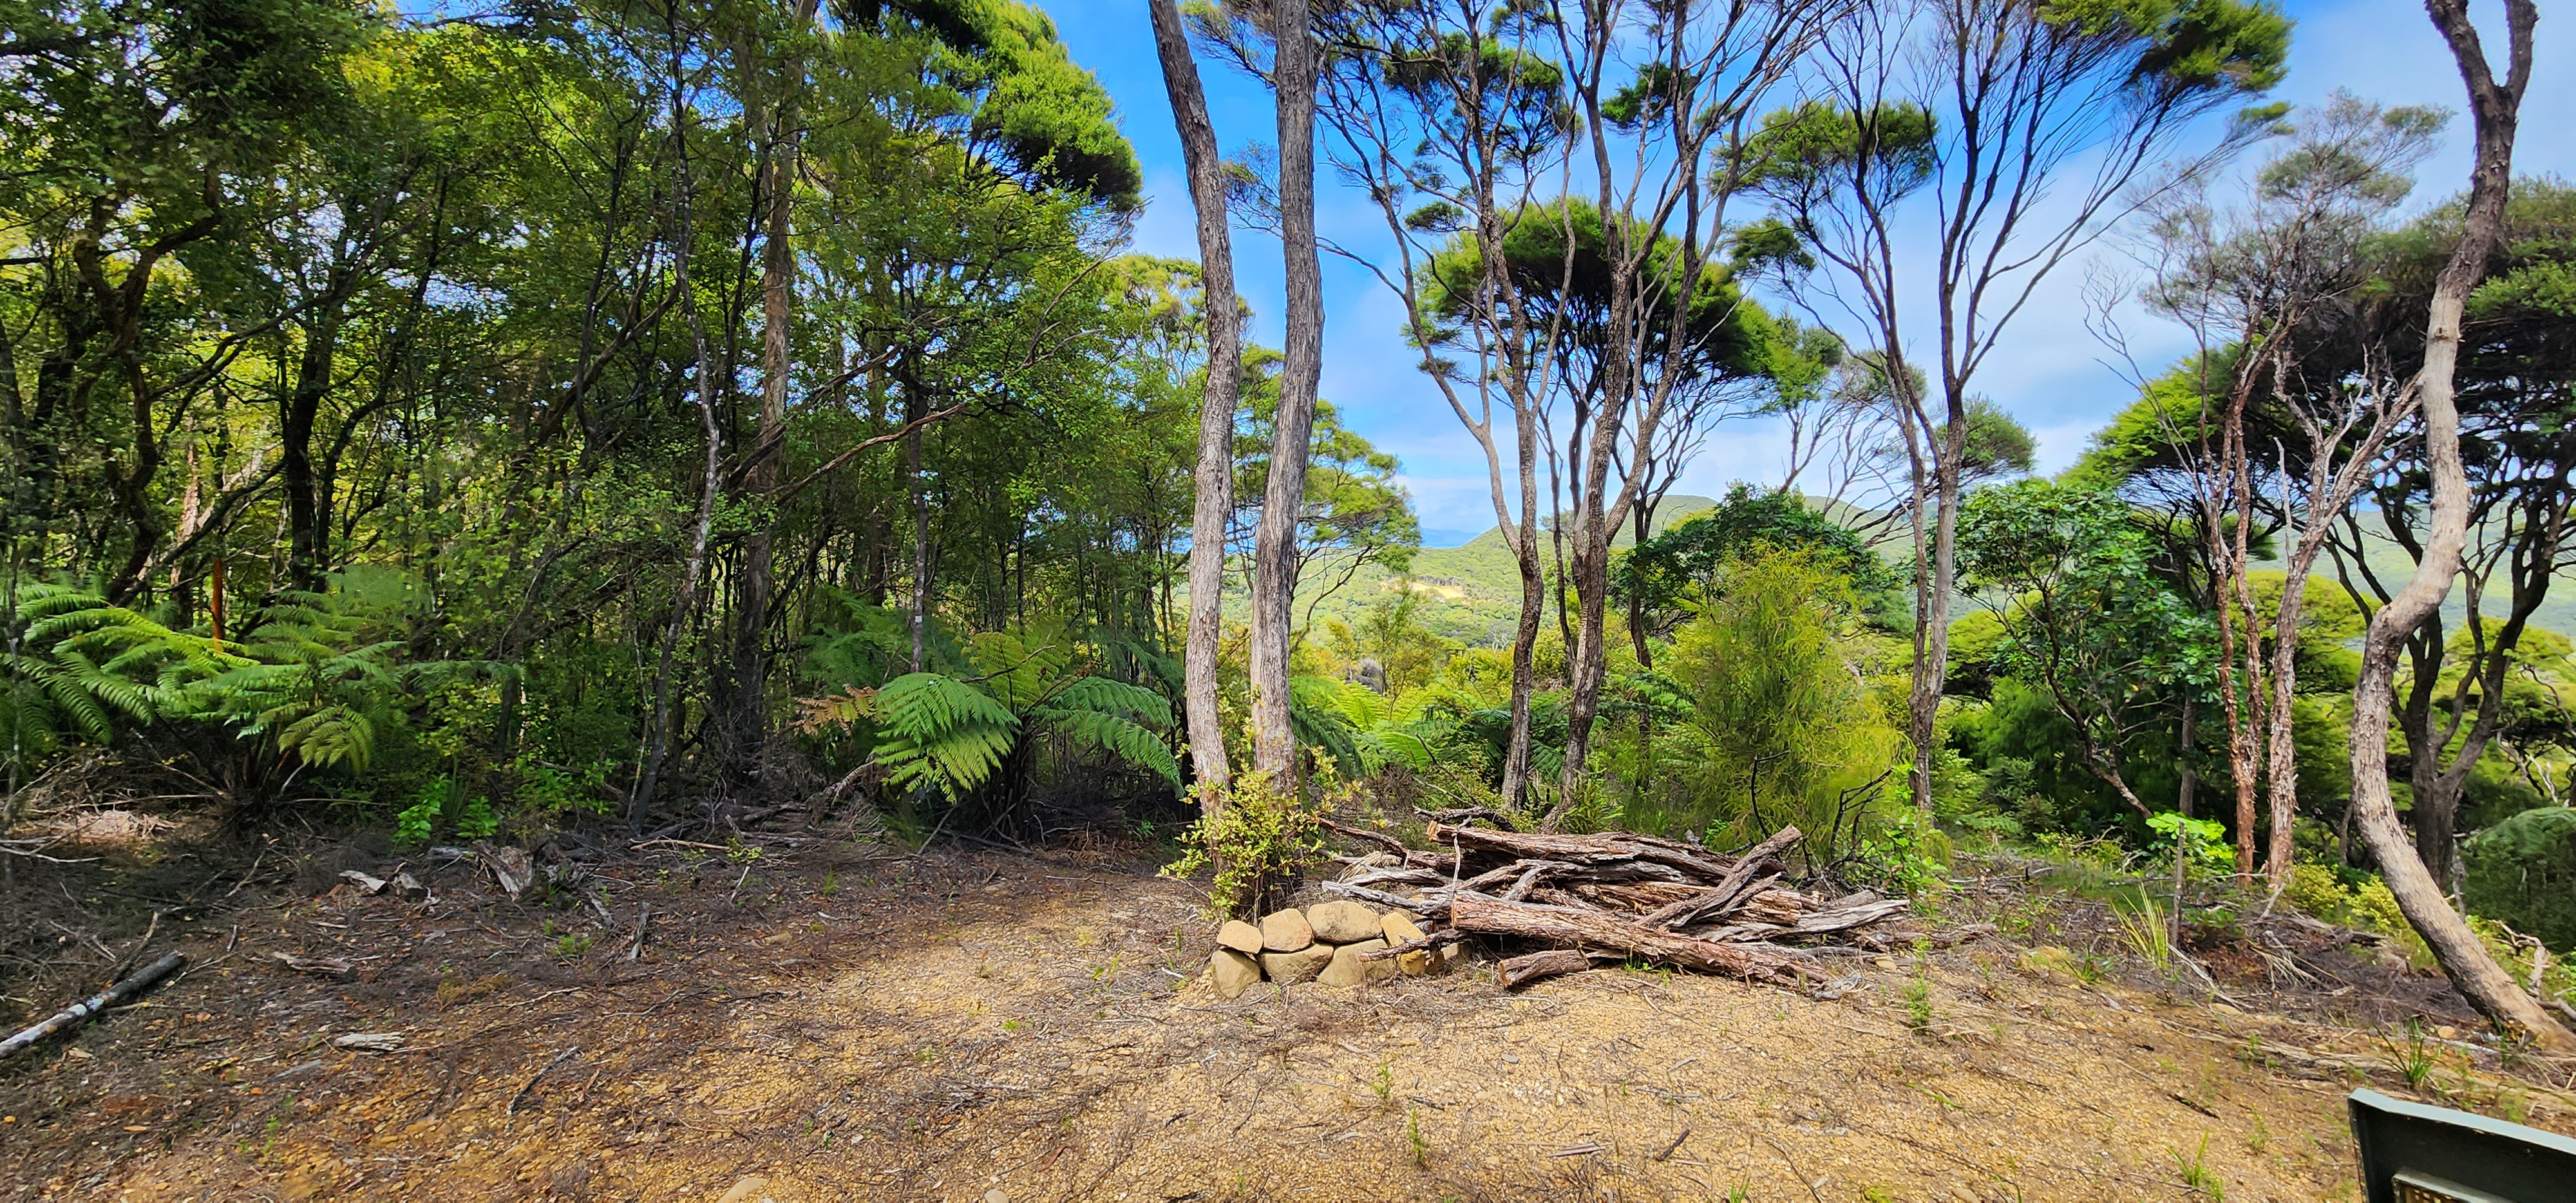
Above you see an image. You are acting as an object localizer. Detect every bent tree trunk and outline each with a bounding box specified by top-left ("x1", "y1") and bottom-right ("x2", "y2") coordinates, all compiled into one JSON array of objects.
[
  {"x1": 2345, "y1": 0, "x2": 2570, "y2": 1052},
  {"x1": 1148, "y1": 0, "x2": 1238, "y2": 798}
]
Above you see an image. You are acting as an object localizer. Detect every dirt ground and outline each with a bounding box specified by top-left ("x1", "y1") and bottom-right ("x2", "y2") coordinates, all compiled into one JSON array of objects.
[{"x1": 6, "y1": 810, "x2": 2575, "y2": 1202}]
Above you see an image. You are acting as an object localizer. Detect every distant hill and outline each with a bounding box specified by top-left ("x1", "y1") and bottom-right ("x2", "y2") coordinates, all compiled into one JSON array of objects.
[{"x1": 1227, "y1": 491, "x2": 2575, "y2": 652}]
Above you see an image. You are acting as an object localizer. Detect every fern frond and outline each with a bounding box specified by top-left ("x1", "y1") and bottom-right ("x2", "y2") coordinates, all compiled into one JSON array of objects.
[
  {"x1": 793, "y1": 685, "x2": 880, "y2": 734},
  {"x1": 278, "y1": 704, "x2": 377, "y2": 772},
  {"x1": 1033, "y1": 708, "x2": 1182, "y2": 789},
  {"x1": 1044, "y1": 676, "x2": 1173, "y2": 728},
  {"x1": 869, "y1": 673, "x2": 1019, "y2": 800},
  {"x1": 967, "y1": 630, "x2": 1072, "y2": 711}
]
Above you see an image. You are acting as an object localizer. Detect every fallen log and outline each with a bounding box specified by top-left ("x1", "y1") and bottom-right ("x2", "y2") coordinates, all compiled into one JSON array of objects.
[
  {"x1": 1450, "y1": 895, "x2": 1816, "y2": 985},
  {"x1": 1317, "y1": 817, "x2": 1410, "y2": 860},
  {"x1": 1425, "y1": 822, "x2": 1737, "y2": 882},
  {"x1": 1, "y1": 952, "x2": 186, "y2": 1061},
  {"x1": 1499, "y1": 949, "x2": 1605, "y2": 988},
  {"x1": 1640, "y1": 826, "x2": 1803, "y2": 928},
  {"x1": 1416, "y1": 806, "x2": 1520, "y2": 831}
]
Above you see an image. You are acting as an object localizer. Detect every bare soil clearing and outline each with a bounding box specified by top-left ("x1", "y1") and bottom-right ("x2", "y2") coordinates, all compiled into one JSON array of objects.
[{"x1": 5, "y1": 822, "x2": 2572, "y2": 1202}]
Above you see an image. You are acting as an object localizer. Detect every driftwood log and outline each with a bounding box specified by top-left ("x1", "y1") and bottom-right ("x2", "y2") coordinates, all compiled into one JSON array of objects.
[{"x1": 0, "y1": 952, "x2": 185, "y2": 1061}]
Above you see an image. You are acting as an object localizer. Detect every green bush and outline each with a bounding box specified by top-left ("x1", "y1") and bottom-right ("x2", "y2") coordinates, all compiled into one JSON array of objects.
[
  {"x1": 2464, "y1": 806, "x2": 2576, "y2": 952},
  {"x1": 1163, "y1": 769, "x2": 1334, "y2": 918}
]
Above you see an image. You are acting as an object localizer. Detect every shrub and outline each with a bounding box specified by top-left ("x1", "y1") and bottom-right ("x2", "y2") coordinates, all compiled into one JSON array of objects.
[
  {"x1": 1162, "y1": 769, "x2": 1336, "y2": 918},
  {"x1": 2464, "y1": 806, "x2": 2576, "y2": 952},
  {"x1": 1669, "y1": 549, "x2": 1904, "y2": 866}
]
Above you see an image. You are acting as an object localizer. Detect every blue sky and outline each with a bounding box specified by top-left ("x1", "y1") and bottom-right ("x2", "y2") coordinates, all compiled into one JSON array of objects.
[{"x1": 1039, "y1": 0, "x2": 2575, "y2": 544}]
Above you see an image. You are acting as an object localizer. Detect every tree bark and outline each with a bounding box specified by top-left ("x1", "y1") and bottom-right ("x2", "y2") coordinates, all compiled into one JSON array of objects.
[
  {"x1": 1906, "y1": 388, "x2": 1964, "y2": 814},
  {"x1": 2345, "y1": 0, "x2": 2569, "y2": 1052},
  {"x1": 1450, "y1": 895, "x2": 1814, "y2": 983},
  {"x1": 1148, "y1": 0, "x2": 1238, "y2": 796},
  {"x1": 732, "y1": 4, "x2": 819, "y2": 784},
  {"x1": 1251, "y1": 0, "x2": 1323, "y2": 782},
  {"x1": 630, "y1": 70, "x2": 728, "y2": 830},
  {"x1": 281, "y1": 303, "x2": 341, "y2": 592}
]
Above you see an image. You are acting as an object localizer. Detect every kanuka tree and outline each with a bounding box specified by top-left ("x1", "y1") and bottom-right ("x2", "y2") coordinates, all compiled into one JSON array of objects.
[
  {"x1": 1257, "y1": 0, "x2": 1327, "y2": 785},
  {"x1": 1532, "y1": 0, "x2": 1840, "y2": 828},
  {"x1": 2117, "y1": 93, "x2": 2448, "y2": 884},
  {"x1": 1148, "y1": 0, "x2": 1244, "y2": 797},
  {"x1": 2327, "y1": 179, "x2": 2576, "y2": 892},
  {"x1": 1284, "y1": 0, "x2": 1574, "y2": 811},
  {"x1": 1747, "y1": 0, "x2": 2290, "y2": 813},
  {"x1": 2339, "y1": 0, "x2": 2570, "y2": 1051}
]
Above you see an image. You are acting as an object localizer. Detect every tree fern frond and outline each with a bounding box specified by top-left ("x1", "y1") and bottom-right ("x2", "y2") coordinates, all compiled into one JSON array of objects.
[
  {"x1": 793, "y1": 685, "x2": 880, "y2": 734},
  {"x1": 1044, "y1": 676, "x2": 1173, "y2": 728},
  {"x1": 278, "y1": 705, "x2": 376, "y2": 772},
  {"x1": 1034, "y1": 708, "x2": 1182, "y2": 789}
]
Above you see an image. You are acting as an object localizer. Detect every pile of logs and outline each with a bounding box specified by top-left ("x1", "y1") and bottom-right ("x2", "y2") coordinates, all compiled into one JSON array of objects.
[{"x1": 1318, "y1": 817, "x2": 1924, "y2": 989}]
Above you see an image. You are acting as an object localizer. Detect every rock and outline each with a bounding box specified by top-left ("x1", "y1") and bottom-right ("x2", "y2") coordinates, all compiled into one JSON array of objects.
[
  {"x1": 1260, "y1": 908, "x2": 1315, "y2": 952},
  {"x1": 2435, "y1": 1025, "x2": 2459, "y2": 1041},
  {"x1": 1210, "y1": 948, "x2": 1262, "y2": 999},
  {"x1": 1380, "y1": 911, "x2": 1431, "y2": 976},
  {"x1": 1260, "y1": 943, "x2": 1335, "y2": 985},
  {"x1": 1307, "y1": 900, "x2": 1383, "y2": 943},
  {"x1": 1217, "y1": 920, "x2": 1264, "y2": 955},
  {"x1": 716, "y1": 1177, "x2": 772, "y2": 1203},
  {"x1": 1318, "y1": 938, "x2": 1396, "y2": 988},
  {"x1": 1434, "y1": 941, "x2": 1464, "y2": 972},
  {"x1": 984, "y1": 1191, "x2": 1010, "y2": 1203}
]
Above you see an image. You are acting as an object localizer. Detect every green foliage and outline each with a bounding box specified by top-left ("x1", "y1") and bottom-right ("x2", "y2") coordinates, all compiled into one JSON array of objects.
[
  {"x1": 798, "y1": 623, "x2": 1180, "y2": 811},
  {"x1": 1, "y1": 583, "x2": 233, "y2": 775},
  {"x1": 2147, "y1": 811, "x2": 2232, "y2": 875},
  {"x1": 862, "y1": 673, "x2": 1025, "y2": 802},
  {"x1": 2463, "y1": 806, "x2": 2576, "y2": 952},
  {"x1": 1957, "y1": 480, "x2": 2214, "y2": 810},
  {"x1": 1162, "y1": 770, "x2": 1334, "y2": 918},
  {"x1": 1617, "y1": 485, "x2": 1900, "y2": 640},
  {"x1": 1671, "y1": 550, "x2": 1904, "y2": 864}
]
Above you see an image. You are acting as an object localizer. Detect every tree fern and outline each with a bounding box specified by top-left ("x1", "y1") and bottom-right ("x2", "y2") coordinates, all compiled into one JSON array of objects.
[
  {"x1": 3, "y1": 584, "x2": 235, "y2": 770},
  {"x1": 797, "y1": 627, "x2": 1185, "y2": 804},
  {"x1": 1031, "y1": 699, "x2": 1181, "y2": 788},
  {"x1": 869, "y1": 672, "x2": 1021, "y2": 800}
]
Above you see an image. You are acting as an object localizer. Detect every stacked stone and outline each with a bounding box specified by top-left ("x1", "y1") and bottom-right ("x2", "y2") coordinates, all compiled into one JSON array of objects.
[{"x1": 1205, "y1": 899, "x2": 1459, "y2": 999}]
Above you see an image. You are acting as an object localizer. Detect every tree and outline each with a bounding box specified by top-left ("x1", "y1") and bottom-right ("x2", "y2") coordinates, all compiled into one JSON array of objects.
[
  {"x1": 1616, "y1": 484, "x2": 1900, "y2": 661},
  {"x1": 2340, "y1": 0, "x2": 2570, "y2": 1051},
  {"x1": 2104, "y1": 93, "x2": 2448, "y2": 882},
  {"x1": 1672, "y1": 549, "x2": 1900, "y2": 865},
  {"x1": 1747, "y1": 0, "x2": 2291, "y2": 815},
  {"x1": 1245, "y1": 0, "x2": 1327, "y2": 788},
  {"x1": 2325, "y1": 180, "x2": 2576, "y2": 891},
  {"x1": 1956, "y1": 480, "x2": 2213, "y2": 818},
  {"x1": 1148, "y1": 0, "x2": 1244, "y2": 798}
]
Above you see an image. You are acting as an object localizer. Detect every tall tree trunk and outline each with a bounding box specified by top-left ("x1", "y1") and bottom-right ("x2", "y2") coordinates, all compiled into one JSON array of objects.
[
  {"x1": 1904, "y1": 393, "x2": 1963, "y2": 814},
  {"x1": 907, "y1": 381, "x2": 931, "y2": 674},
  {"x1": 2346, "y1": 0, "x2": 2569, "y2": 1051},
  {"x1": 1251, "y1": 0, "x2": 1322, "y2": 782},
  {"x1": 733, "y1": 20, "x2": 816, "y2": 782},
  {"x1": 1149, "y1": 0, "x2": 1238, "y2": 796},
  {"x1": 281, "y1": 314, "x2": 336, "y2": 592},
  {"x1": 1549, "y1": 542, "x2": 1609, "y2": 816},
  {"x1": 632, "y1": 82, "x2": 728, "y2": 829}
]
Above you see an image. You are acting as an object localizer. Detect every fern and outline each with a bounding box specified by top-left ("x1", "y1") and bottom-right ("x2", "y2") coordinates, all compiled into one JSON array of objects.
[
  {"x1": 3, "y1": 583, "x2": 236, "y2": 770},
  {"x1": 1033, "y1": 706, "x2": 1182, "y2": 788},
  {"x1": 795, "y1": 627, "x2": 1186, "y2": 804},
  {"x1": 1289, "y1": 675, "x2": 1366, "y2": 775},
  {"x1": 871, "y1": 672, "x2": 1021, "y2": 800}
]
